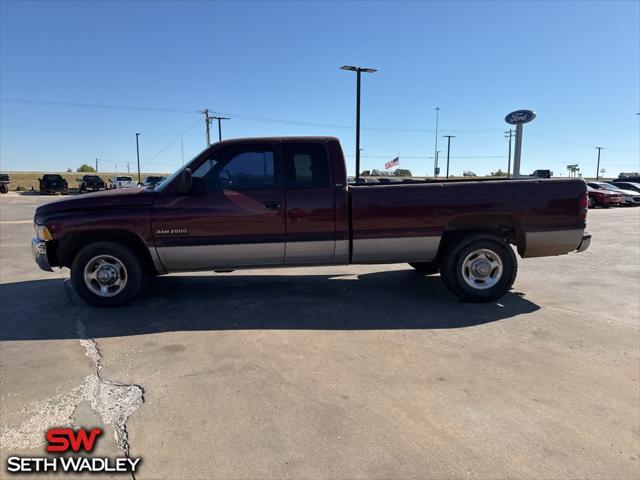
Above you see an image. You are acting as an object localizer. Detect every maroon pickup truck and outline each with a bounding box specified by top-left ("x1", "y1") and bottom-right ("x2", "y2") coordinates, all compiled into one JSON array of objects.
[{"x1": 32, "y1": 136, "x2": 590, "y2": 307}]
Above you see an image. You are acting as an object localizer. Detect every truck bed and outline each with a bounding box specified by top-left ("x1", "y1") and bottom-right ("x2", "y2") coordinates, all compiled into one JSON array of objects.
[{"x1": 349, "y1": 178, "x2": 587, "y2": 262}]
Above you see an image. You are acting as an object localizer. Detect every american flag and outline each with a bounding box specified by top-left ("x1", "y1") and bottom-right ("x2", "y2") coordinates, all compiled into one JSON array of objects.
[{"x1": 384, "y1": 157, "x2": 399, "y2": 169}]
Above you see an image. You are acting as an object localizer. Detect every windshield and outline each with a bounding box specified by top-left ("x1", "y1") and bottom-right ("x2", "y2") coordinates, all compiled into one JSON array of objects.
[
  {"x1": 116, "y1": 176, "x2": 133, "y2": 181},
  {"x1": 601, "y1": 184, "x2": 623, "y2": 192},
  {"x1": 43, "y1": 174, "x2": 63, "y2": 181},
  {"x1": 84, "y1": 175, "x2": 100, "y2": 181}
]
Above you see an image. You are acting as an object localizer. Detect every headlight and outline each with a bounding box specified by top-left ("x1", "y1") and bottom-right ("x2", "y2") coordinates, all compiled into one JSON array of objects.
[{"x1": 35, "y1": 225, "x2": 53, "y2": 241}]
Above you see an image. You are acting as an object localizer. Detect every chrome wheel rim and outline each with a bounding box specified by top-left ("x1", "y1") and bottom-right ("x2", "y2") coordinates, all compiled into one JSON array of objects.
[
  {"x1": 84, "y1": 255, "x2": 128, "y2": 297},
  {"x1": 461, "y1": 248, "x2": 503, "y2": 290}
]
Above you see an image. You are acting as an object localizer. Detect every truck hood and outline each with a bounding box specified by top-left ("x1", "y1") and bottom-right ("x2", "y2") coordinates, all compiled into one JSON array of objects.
[{"x1": 35, "y1": 187, "x2": 155, "y2": 215}]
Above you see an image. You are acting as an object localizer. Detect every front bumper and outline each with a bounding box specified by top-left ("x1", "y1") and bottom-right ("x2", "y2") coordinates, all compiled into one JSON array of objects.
[
  {"x1": 31, "y1": 238, "x2": 53, "y2": 272},
  {"x1": 576, "y1": 232, "x2": 591, "y2": 253}
]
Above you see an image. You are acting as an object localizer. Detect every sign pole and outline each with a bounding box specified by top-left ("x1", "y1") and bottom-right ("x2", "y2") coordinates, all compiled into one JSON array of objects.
[{"x1": 513, "y1": 123, "x2": 523, "y2": 178}]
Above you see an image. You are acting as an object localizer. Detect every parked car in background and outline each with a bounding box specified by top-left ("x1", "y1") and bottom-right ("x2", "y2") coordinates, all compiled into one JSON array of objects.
[
  {"x1": 586, "y1": 185, "x2": 623, "y2": 208},
  {"x1": 39, "y1": 174, "x2": 68, "y2": 195},
  {"x1": 109, "y1": 176, "x2": 137, "y2": 189},
  {"x1": 141, "y1": 175, "x2": 167, "y2": 188},
  {"x1": 587, "y1": 181, "x2": 640, "y2": 206},
  {"x1": 609, "y1": 180, "x2": 640, "y2": 193},
  {"x1": 617, "y1": 173, "x2": 640, "y2": 182},
  {"x1": 532, "y1": 169, "x2": 552, "y2": 178},
  {"x1": 79, "y1": 175, "x2": 107, "y2": 193},
  {"x1": 0, "y1": 173, "x2": 10, "y2": 194}
]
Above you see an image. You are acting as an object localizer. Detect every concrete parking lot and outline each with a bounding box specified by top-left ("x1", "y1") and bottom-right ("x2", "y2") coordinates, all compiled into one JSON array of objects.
[{"x1": 1, "y1": 191, "x2": 638, "y2": 479}]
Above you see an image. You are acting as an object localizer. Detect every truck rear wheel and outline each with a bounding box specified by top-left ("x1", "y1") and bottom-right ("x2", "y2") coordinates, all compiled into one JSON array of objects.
[
  {"x1": 71, "y1": 241, "x2": 145, "y2": 307},
  {"x1": 440, "y1": 234, "x2": 517, "y2": 302},
  {"x1": 408, "y1": 261, "x2": 439, "y2": 275}
]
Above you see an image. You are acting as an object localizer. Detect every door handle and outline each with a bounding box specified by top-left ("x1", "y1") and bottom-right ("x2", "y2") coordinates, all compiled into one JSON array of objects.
[{"x1": 263, "y1": 200, "x2": 281, "y2": 210}]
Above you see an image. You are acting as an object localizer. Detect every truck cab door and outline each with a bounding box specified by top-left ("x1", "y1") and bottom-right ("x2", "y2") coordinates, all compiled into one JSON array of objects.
[
  {"x1": 151, "y1": 142, "x2": 285, "y2": 271},
  {"x1": 283, "y1": 142, "x2": 336, "y2": 263}
]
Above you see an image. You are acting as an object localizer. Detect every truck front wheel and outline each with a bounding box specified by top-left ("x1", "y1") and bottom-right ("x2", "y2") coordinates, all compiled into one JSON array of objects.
[
  {"x1": 440, "y1": 234, "x2": 517, "y2": 302},
  {"x1": 70, "y1": 241, "x2": 145, "y2": 307}
]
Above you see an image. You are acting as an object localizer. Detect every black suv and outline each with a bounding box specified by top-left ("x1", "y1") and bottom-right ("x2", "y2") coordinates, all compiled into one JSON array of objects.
[
  {"x1": 39, "y1": 174, "x2": 68, "y2": 195},
  {"x1": 79, "y1": 175, "x2": 106, "y2": 193}
]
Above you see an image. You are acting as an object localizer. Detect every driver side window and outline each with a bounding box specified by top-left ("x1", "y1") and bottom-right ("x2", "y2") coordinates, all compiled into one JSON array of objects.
[{"x1": 193, "y1": 145, "x2": 276, "y2": 191}]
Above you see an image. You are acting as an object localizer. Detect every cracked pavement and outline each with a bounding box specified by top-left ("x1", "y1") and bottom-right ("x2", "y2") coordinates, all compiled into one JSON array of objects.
[{"x1": 1, "y1": 192, "x2": 639, "y2": 479}]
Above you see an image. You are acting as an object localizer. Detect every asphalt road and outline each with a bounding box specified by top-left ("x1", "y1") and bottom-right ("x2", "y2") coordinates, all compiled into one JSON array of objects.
[{"x1": 1, "y1": 191, "x2": 639, "y2": 479}]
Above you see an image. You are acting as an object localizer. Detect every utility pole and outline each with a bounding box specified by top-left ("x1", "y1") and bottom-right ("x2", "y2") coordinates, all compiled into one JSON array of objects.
[
  {"x1": 443, "y1": 135, "x2": 456, "y2": 179},
  {"x1": 435, "y1": 150, "x2": 441, "y2": 179},
  {"x1": 505, "y1": 130, "x2": 513, "y2": 178},
  {"x1": 433, "y1": 107, "x2": 440, "y2": 178},
  {"x1": 95, "y1": 158, "x2": 99, "y2": 172},
  {"x1": 135, "y1": 133, "x2": 141, "y2": 184},
  {"x1": 127, "y1": 161, "x2": 130, "y2": 173},
  {"x1": 199, "y1": 109, "x2": 212, "y2": 146},
  {"x1": 340, "y1": 65, "x2": 377, "y2": 182},
  {"x1": 595, "y1": 146, "x2": 604, "y2": 180},
  {"x1": 211, "y1": 116, "x2": 230, "y2": 142}
]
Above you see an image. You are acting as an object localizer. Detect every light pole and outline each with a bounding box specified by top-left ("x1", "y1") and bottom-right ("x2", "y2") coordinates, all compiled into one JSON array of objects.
[
  {"x1": 340, "y1": 65, "x2": 377, "y2": 182},
  {"x1": 211, "y1": 116, "x2": 230, "y2": 142},
  {"x1": 595, "y1": 146, "x2": 603, "y2": 180},
  {"x1": 435, "y1": 150, "x2": 441, "y2": 178},
  {"x1": 135, "y1": 133, "x2": 141, "y2": 184},
  {"x1": 505, "y1": 130, "x2": 513, "y2": 178},
  {"x1": 442, "y1": 135, "x2": 456, "y2": 178},
  {"x1": 433, "y1": 107, "x2": 440, "y2": 178}
]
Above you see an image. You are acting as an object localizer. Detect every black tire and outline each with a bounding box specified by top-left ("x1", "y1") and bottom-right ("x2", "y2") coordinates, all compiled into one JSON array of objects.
[
  {"x1": 0, "y1": 184, "x2": 8, "y2": 194},
  {"x1": 408, "y1": 261, "x2": 439, "y2": 275},
  {"x1": 70, "y1": 241, "x2": 145, "y2": 307},
  {"x1": 440, "y1": 233, "x2": 517, "y2": 303},
  {"x1": 588, "y1": 196, "x2": 595, "y2": 209}
]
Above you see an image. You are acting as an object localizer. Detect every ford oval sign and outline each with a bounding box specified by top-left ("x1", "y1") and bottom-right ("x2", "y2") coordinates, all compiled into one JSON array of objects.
[{"x1": 505, "y1": 110, "x2": 536, "y2": 125}]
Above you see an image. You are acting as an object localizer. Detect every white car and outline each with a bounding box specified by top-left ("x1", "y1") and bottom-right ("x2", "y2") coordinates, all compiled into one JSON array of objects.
[
  {"x1": 109, "y1": 176, "x2": 137, "y2": 189},
  {"x1": 587, "y1": 182, "x2": 640, "y2": 206}
]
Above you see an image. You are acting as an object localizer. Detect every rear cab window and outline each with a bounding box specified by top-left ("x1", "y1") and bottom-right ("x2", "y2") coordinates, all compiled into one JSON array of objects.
[{"x1": 284, "y1": 143, "x2": 330, "y2": 189}]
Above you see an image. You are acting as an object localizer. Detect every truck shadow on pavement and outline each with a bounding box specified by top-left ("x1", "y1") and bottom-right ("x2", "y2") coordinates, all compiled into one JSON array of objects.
[{"x1": 1, "y1": 269, "x2": 540, "y2": 341}]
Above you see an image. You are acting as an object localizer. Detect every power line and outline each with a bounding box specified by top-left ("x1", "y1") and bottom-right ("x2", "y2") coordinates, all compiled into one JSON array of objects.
[
  {"x1": 0, "y1": 97, "x2": 194, "y2": 113},
  {"x1": 0, "y1": 97, "x2": 499, "y2": 133},
  {"x1": 2, "y1": 97, "x2": 637, "y2": 152},
  {"x1": 140, "y1": 117, "x2": 201, "y2": 168}
]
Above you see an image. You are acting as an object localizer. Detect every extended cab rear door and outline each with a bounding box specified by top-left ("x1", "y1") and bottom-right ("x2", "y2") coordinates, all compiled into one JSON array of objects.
[{"x1": 283, "y1": 141, "x2": 336, "y2": 263}]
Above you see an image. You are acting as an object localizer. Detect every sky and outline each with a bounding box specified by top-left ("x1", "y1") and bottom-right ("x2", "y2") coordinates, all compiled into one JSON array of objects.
[{"x1": 1, "y1": 0, "x2": 638, "y2": 177}]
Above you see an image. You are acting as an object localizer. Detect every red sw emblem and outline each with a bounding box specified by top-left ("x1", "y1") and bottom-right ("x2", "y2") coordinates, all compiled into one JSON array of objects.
[{"x1": 46, "y1": 428, "x2": 103, "y2": 453}]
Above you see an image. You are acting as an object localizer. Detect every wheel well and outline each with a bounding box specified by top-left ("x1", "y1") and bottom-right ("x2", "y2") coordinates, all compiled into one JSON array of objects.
[
  {"x1": 436, "y1": 215, "x2": 524, "y2": 261},
  {"x1": 55, "y1": 230, "x2": 157, "y2": 274}
]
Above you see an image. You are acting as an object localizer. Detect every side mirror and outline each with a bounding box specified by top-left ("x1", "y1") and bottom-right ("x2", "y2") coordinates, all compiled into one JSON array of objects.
[{"x1": 179, "y1": 168, "x2": 192, "y2": 193}]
